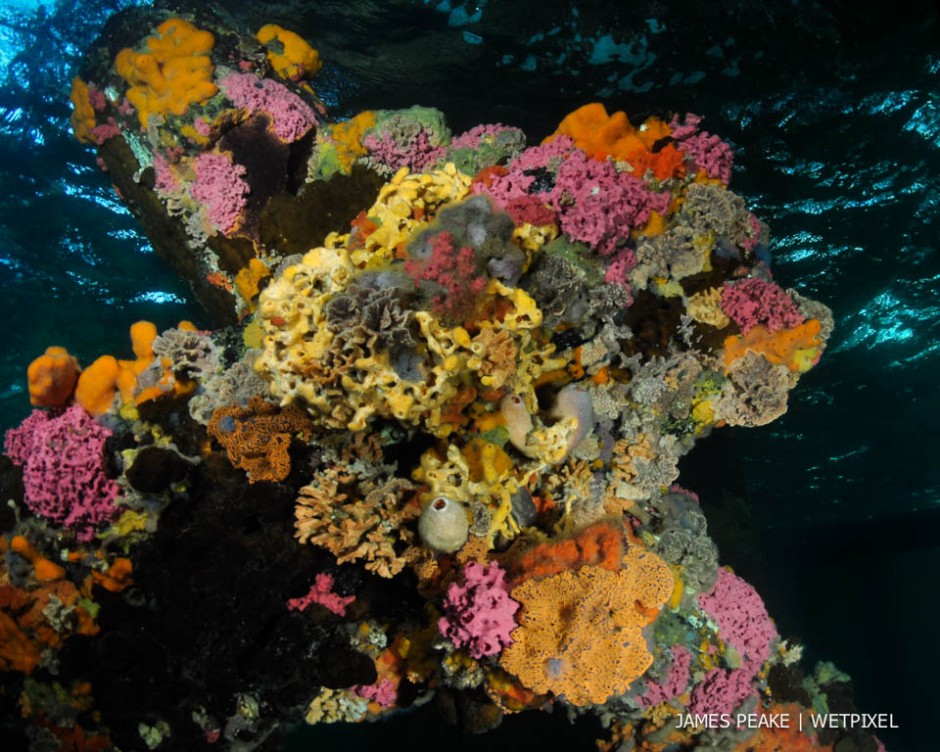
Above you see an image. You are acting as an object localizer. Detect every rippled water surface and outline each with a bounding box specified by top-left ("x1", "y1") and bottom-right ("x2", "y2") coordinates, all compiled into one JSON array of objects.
[{"x1": 1, "y1": 1, "x2": 937, "y2": 749}]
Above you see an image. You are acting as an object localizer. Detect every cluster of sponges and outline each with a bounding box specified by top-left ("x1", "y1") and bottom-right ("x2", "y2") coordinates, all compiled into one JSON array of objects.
[
  {"x1": 114, "y1": 18, "x2": 217, "y2": 130},
  {"x1": 310, "y1": 106, "x2": 526, "y2": 182},
  {"x1": 255, "y1": 177, "x2": 556, "y2": 439}
]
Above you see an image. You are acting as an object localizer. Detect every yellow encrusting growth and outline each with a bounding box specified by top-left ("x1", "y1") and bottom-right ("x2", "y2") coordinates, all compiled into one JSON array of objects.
[
  {"x1": 329, "y1": 111, "x2": 378, "y2": 171},
  {"x1": 114, "y1": 18, "x2": 217, "y2": 129}
]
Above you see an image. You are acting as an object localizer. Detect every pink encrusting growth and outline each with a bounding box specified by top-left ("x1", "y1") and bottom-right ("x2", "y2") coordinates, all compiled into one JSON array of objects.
[
  {"x1": 438, "y1": 561, "x2": 520, "y2": 659},
  {"x1": 550, "y1": 150, "x2": 671, "y2": 256},
  {"x1": 477, "y1": 137, "x2": 670, "y2": 257},
  {"x1": 87, "y1": 84, "x2": 106, "y2": 112},
  {"x1": 501, "y1": 195, "x2": 556, "y2": 227},
  {"x1": 604, "y1": 247, "x2": 638, "y2": 292},
  {"x1": 449, "y1": 123, "x2": 523, "y2": 150},
  {"x1": 698, "y1": 568, "x2": 778, "y2": 670},
  {"x1": 190, "y1": 152, "x2": 250, "y2": 236},
  {"x1": 152, "y1": 152, "x2": 180, "y2": 194},
  {"x1": 353, "y1": 678, "x2": 397, "y2": 707},
  {"x1": 363, "y1": 128, "x2": 445, "y2": 173},
  {"x1": 219, "y1": 72, "x2": 318, "y2": 142},
  {"x1": 405, "y1": 231, "x2": 488, "y2": 322},
  {"x1": 638, "y1": 646, "x2": 692, "y2": 706},
  {"x1": 475, "y1": 135, "x2": 575, "y2": 206},
  {"x1": 91, "y1": 121, "x2": 121, "y2": 145},
  {"x1": 287, "y1": 573, "x2": 355, "y2": 616},
  {"x1": 689, "y1": 668, "x2": 756, "y2": 717},
  {"x1": 4, "y1": 405, "x2": 120, "y2": 541},
  {"x1": 670, "y1": 113, "x2": 735, "y2": 185},
  {"x1": 720, "y1": 278, "x2": 805, "y2": 335}
]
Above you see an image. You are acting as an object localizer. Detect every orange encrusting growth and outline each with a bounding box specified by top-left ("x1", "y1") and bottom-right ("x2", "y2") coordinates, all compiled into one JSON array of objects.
[
  {"x1": 256, "y1": 24, "x2": 322, "y2": 81},
  {"x1": 499, "y1": 546, "x2": 673, "y2": 705},
  {"x1": 91, "y1": 557, "x2": 133, "y2": 593},
  {"x1": 461, "y1": 438, "x2": 513, "y2": 483},
  {"x1": 723, "y1": 319, "x2": 823, "y2": 373},
  {"x1": 507, "y1": 521, "x2": 625, "y2": 583},
  {"x1": 544, "y1": 102, "x2": 686, "y2": 181},
  {"x1": 234, "y1": 258, "x2": 272, "y2": 314},
  {"x1": 208, "y1": 397, "x2": 315, "y2": 483},
  {"x1": 114, "y1": 18, "x2": 217, "y2": 129},
  {"x1": 733, "y1": 702, "x2": 834, "y2": 751},
  {"x1": 8, "y1": 535, "x2": 66, "y2": 582},
  {"x1": 0, "y1": 535, "x2": 102, "y2": 675},
  {"x1": 27, "y1": 346, "x2": 81, "y2": 408}
]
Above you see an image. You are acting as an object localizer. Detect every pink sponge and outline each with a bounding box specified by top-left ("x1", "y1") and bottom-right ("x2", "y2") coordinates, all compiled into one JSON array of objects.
[
  {"x1": 438, "y1": 561, "x2": 519, "y2": 659},
  {"x1": 638, "y1": 646, "x2": 692, "y2": 706},
  {"x1": 219, "y1": 72, "x2": 318, "y2": 143},
  {"x1": 670, "y1": 113, "x2": 735, "y2": 185},
  {"x1": 190, "y1": 152, "x2": 250, "y2": 236},
  {"x1": 551, "y1": 150, "x2": 671, "y2": 256},
  {"x1": 4, "y1": 405, "x2": 120, "y2": 541},
  {"x1": 720, "y1": 278, "x2": 805, "y2": 335},
  {"x1": 689, "y1": 667, "x2": 756, "y2": 717},
  {"x1": 698, "y1": 568, "x2": 778, "y2": 670},
  {"x1": 363, "y1": 128, "x2": 445, "y2": 173}
]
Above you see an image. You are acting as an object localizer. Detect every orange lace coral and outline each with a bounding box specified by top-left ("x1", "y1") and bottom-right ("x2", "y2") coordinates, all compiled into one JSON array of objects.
[
  {"x1": 295, "y1": 466, "x2": 420, "y2": 578},
  {"x1": 207, "y1": 396, "x2": 314, "y2": 483},
  {"x1": 499, "y1": 546, "x2": 673, "y2": 705}
]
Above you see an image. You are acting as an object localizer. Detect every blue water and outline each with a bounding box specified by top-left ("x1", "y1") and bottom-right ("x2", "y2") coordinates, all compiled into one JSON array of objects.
[{"x1": 1, "y1": 1, "x2": 937, "y2": 750}]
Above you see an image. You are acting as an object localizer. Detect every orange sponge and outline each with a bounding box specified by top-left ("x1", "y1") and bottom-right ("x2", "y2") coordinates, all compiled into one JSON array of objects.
[
  {"x1": 545, "y1": 103, "x2": 685, "y2": 180},
  {"x1": 256, "y1": 24, "x2": 322, "y2": 81},
  {"x1": 74, "y1": 320, "x2": 159, "y2": 415},
  {"x1": 114, "y1": 18, "x2": 217, "y2": 129},
  {"x1": 74, "y1": 355, "x2": 120, "y2": 416},
  {"x1": 27, "y1": 346, "x2": 81, "y2": 408}
]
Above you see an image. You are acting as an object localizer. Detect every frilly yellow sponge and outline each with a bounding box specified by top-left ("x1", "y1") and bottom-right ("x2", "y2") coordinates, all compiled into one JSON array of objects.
[
  {"x1": 255, "y1": 170, "x2": 560, "y2": 443},
  {"x1": 27, "y1": 346, "x2": 80, "y2": 408},
  {"x1": 114, "y1": 18, "x2": 217, "y2": 129},
  {"x1": 256, "y1": 24, "x2": 322, "y2": 81},
  {"x1": 352, "y1": 164, "x2": 473, "y2": 268},
  {"x1": 257, "y1": 253, "x2": 548, "y2": 437},
  {"x1": 69, "y1": 77, "x2": 96, "y2": 144}
]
